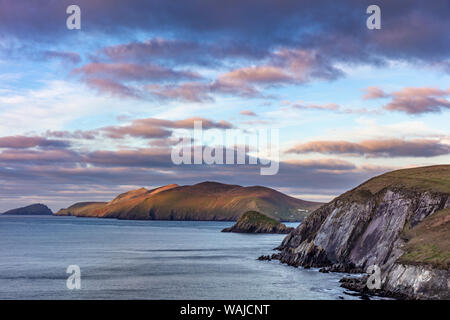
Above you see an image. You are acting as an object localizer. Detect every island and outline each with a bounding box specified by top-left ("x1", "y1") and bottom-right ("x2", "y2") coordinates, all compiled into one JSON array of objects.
[
  {"x1": 56, "y1": 181, "x2": 322, "y2": 222},
  {"x1": 222, "y1": 211, "x2": 294, "y2": 234},
  {"x1": 1, "y1": 203, "x2": 53, "y2": 216}
]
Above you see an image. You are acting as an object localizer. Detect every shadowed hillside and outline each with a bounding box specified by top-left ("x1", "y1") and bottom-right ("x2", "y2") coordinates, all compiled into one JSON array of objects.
[{"x1": 2, "y1": 204, "x2": 53, "y2": 215}]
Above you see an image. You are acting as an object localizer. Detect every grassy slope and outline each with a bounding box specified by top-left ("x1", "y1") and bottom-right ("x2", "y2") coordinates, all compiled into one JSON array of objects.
[
  {"x1": 57, "y1": 202, "x2": 108, "y2": 216},
  {"x1": 56, "y1": 182, "x2": 322, "y2": 221},
  {"x1": 399, "y1": 208, "x2": 450, "y2": 270},
  {"x1": 337, "y1": 165, "x2": 450, "y2": 203},
  {"x1": 239, "y1": 210, "x2": 281, "y2": 227}
]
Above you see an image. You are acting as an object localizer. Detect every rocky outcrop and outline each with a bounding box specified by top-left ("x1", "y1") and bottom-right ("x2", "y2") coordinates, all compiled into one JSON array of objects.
[
  {"x1": 271, "y1": 165, "x2": 450, "y2": 299},
  {"x1": 2, "y1": 203, "x2": 53, "y2": 215},
  {"x1": 222, "y1": 211, "x2": 294, "y2": 233}
]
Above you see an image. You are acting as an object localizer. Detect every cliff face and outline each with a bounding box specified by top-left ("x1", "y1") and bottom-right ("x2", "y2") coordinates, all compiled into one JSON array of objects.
[
  {"x1": 275, "y1": 165, "x2": 450, "y2": 299},
  {"x1": 56, "y1": 182, "x2": 322, "y2": 222},
  {"x1": 2, "y1": 203, "x2": 53, "y2": 215},
  {"x1": 222, "y1": 211, "x2": 294, "y2": 234}
]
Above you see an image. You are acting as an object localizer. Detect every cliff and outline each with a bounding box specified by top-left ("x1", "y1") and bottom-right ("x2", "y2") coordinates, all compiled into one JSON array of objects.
[
  {"x1": 56, "y1": 181, "x2": 322, "y2": 222},
  {"x1": 271, "y1": 165, "x2": 450, "y2": 299},
  {"x1": 222, "y1": 211, "x2": 294, "y2": 233},
  {"x1": 1, "y1": 203, "x2": 53, "y2": 215}
]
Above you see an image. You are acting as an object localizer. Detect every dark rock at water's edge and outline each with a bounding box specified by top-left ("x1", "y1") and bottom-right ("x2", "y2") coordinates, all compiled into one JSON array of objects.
[
  {"x1": 1, "y1": 203, "x2": 53, "y2": 215},
  {"x1": 222, "y1": 211, "x2": 294, "y2": 234},
  {"x1": 266, "y1": 165, "x2": 450, "y2": 299}
]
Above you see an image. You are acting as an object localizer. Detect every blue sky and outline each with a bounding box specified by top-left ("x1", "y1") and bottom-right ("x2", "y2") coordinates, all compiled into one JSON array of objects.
[{"x1": 0, "y1": 0, "x2": 449, "y2": 211}]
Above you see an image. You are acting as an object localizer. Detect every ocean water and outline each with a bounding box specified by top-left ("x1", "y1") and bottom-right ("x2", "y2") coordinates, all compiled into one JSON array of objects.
[{"x1": 0, "y1": 215, "x2": 359, "y2": 300}]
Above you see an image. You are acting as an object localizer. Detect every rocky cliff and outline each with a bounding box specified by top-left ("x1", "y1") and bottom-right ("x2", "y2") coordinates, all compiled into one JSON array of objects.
[
  {"x1": 56, "y1": 181, "x2": 322, "y2": 222},
  {"x1": 222, "y1": 211, "x2": 294, "y2": 233},
  {"x1": 272, "y1": 165, "x2": 450, "y2": 299},
  {"x1": 2, "y1": 203, "x2": 53, "y2": 215}
]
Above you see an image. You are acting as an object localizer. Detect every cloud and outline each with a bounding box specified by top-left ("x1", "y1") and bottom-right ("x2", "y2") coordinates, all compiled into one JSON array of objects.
[
  {"x1": 84, "y1": 78, "x2": 140, "y2": 98},
  {"x1": 99, "y1": 117, "x2": 233, "y2": 139},
  {"x1": 240, "y1": 110, "x2": 257, "y2": 116},
  {"x1": 210, "y1": 49, "x2": 344, "y2": 93},
  {"x1": 0, "y1": 136, "x2": 70, "y2": 149},
  {"x1": 292, "y1": 102, "x2": 340, "y2": 111},
  {"x1": 147, "y1": 78, "x2": 262, "y2": 102},
  {"x1": 84, "y1": 148, "x2": 172, "y2": 167},
  {"x1": 45, "y1": 130, "x2": 96, "y2": 140},
  {"x1": 146, "y1": 83, "x2": 213, "y2": 103},
  {"x1": 2, "y1": 1, "x2": 448, "y2": 72},
  {"x1": 384, "y1": 87, "x2": 450, "y2": 114},
  {"x1": 363, "y1": 86, "x2": 389, "y2": 100},
  {"x1": 42, "y1": 50, "x2": 81, "y2": 64},
  {"x1": 98, "y1": 38, "x2": 266, "y2": 66},
  {"x1": 287, "y1": 139, "x2": 450, "y2": 158},
  {"x1": 271, "y1": 49, "x2": 344, "y2": 82},
  {"x1": 218, "y1": 66, "x2": 293, "y2": 85},
  {"x1": 0, "y1": 149, "x2": 78, "y2": 163},
  {"x1": 365, "y1": 86, "x2": 450, "y2": 114},
  {"x1": 284, "y1": 158, "x2": 356, "y2": 171},
  {"x1": 74, "y1": 62, "x2": 200, "y2": 82}
]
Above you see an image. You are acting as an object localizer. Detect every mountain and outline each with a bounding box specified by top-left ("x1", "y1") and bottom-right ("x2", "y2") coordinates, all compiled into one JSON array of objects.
[
  {"x1": 2, "y1": 203, "x2": 53, "y2": 215},
  {"x1": 55, "y1": 182, "x2": 322, "y2": 222},
  {"x1": 270, "y1": 165, "x2": 450, "y2": 299},
  {"x1": 222, "y1": 211, "x2": 294, "y2": 233}
]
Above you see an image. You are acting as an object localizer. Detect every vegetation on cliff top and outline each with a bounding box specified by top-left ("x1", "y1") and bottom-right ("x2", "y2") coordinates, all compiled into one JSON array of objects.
[
  {"x1": 399, "y1": 208, "x2": 450, "y2": 270},
  {"x1": 338, "y1": 165, "x2": 450, "y2": 203}
]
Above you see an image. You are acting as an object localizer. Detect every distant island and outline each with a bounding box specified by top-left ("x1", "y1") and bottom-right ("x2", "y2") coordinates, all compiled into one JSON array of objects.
[
  {"x1": 267, "y1": 165, "x2": 450, "y2": 300},
  {"x1": 1, "y1": 203, "x2": 53, "y2": 216},
  {"x1": 55, "y1": 181, "x2": 322, "y2": 222},
  {"x1": 222, "y1": 211, "x2": 294, "y2": 234}
]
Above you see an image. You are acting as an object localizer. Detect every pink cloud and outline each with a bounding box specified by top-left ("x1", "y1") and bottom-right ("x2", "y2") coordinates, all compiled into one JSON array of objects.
[
  {"x1": 0, "y1": 136, "x2": 69, "y2": 149},
  {"x1": 384, "y1": 87, "x2": 450, "y2": 114},
  {"x1": 84, "y1": 78, "x2": 139, "y2": 98},
  {"x1": 363, "y1": 86, "x2": 450, "y2": 114},
  {"x1": 100, "y1": 117, "x2": 233, "y2": 139},
  {"x1": 292, "y1": 102, "x2": 340, "y2": 111},
  {"x1": 74, "y1": 62, "x2": 201, "y2": 82},
  {"x1": 287, "y1": 139, "x2": 450, "y2": 158},
  {"x1": 218, "y1": 66, "x2": 293, "y2": 85},
  {"x1": 363, "y1": 86, "x2": 389, "y2": 100},
  {"x1": 239, "y1": 110, "x2": 257, "y2": 116}
]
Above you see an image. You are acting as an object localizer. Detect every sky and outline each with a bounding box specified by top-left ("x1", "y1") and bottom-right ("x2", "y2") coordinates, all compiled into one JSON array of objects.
[{"x1": 0, "y1": 0, "x2": 449, "y2": 211}]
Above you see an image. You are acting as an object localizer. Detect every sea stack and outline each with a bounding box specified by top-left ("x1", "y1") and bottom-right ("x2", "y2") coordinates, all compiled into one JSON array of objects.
[{"x1": 222, "y1": 211, "x2": 294, "y2": 234}]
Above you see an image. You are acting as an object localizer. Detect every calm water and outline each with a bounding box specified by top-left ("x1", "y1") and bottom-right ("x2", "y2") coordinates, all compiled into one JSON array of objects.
[{"x1": 0, "y1": 215, "x2": 358, "y2": 300}]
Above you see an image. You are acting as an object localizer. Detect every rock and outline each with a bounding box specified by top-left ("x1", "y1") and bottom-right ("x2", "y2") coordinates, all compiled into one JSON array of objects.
[{"x1": 222, "y1": 211, "x2": 294, "y2": 234}]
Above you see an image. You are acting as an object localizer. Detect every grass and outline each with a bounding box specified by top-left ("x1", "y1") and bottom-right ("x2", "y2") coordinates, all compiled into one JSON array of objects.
[
  {"x1": 338, "y1": 165, "x2": 450, "y2": 203},
  {"x1": 398, "y1": 208, "x2": 450, "y2": 269},
  {"x1": 239, "y1": 211, "x2": 281, "y2": 226}
]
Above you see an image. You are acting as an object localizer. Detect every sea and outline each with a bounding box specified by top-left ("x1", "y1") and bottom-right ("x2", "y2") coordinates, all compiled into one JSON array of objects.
[{"x1": 0, "y1": 215, "x2": 360, "y2": 299}]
